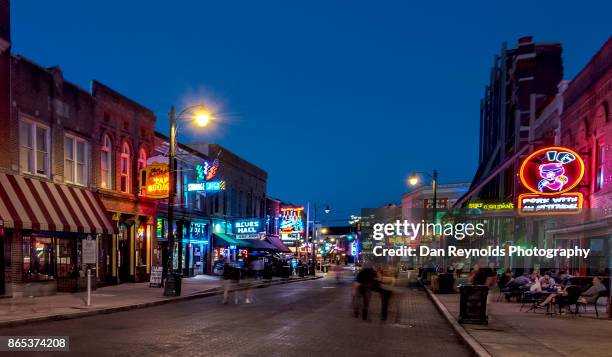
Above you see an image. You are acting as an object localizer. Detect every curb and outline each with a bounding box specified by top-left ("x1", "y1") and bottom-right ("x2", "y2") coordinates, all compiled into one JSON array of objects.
[
  {"x1": 0, "y1": 276, "x2": 322, "y2": 329},
  {"x1": 422, "y1": 285, "x2": 492, "y2": 357}
]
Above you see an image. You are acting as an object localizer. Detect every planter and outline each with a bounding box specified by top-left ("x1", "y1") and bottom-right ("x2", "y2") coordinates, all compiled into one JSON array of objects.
[
  {"x1": 57, "y1": 276, "x2": 97, "y2": 293},
  {"x1": 56, "y1": 277, "x2": 78, "y2": 293}
]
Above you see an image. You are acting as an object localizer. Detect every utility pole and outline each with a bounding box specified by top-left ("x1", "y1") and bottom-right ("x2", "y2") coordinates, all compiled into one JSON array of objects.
[{"x1": 164, "y1": 106, "x2": 178, "y2": 297}]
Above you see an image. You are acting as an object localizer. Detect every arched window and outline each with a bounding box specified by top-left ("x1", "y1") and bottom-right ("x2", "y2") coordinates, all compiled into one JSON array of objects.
[
  {"x1": 120, "y1": 142, "x2": 131, "y2": 193},
  {"x1": 100, "y1": 135, "x2": 112, "y2": 189},
  {"x1": 138, "y1": 148, "x2": 147, "y2": 171},
  {"x1": 138, "y1": 148, "x2": 147, "y2": 190}
]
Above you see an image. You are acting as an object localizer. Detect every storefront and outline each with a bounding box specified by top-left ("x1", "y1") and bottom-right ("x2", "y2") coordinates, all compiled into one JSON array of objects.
[
  {"x1": 184, "y1": 220, "x2": 209, "y2": 276},
  {"x1": 211, "y1": 219, "x2": 277, "y2": 270},
  {"x1": 0, "y1": 173, "x2": 116, "y2": 296},
  {"x1": 96, "y1": 185, "x2": 156, "y2": 285}
]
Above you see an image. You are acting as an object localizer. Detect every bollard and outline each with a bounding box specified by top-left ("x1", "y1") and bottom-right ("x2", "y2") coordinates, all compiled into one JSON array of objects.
[{"x1": 87, "y1": 269, "x2": 91, "y2": 306}]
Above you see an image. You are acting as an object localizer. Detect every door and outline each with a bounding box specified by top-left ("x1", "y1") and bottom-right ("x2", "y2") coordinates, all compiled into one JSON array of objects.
[{"x1": 118, "y1": 239, "x2": 129, "y2": 283}]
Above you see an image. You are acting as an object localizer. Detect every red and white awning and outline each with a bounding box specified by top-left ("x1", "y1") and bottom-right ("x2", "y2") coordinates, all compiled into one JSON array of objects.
[{"x1": 0, "y1": 172, "x2": 116, "y2": 234}]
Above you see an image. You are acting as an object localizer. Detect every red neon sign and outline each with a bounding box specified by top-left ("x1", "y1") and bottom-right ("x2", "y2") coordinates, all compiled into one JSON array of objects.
[{"x1": 519, "y1": 146, "x2": 584, "y2": 195}]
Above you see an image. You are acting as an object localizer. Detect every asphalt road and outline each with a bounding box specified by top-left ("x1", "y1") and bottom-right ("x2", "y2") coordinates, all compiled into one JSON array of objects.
[{"x1": 0, "y1": 275, "x2": 471, "y2": 357}]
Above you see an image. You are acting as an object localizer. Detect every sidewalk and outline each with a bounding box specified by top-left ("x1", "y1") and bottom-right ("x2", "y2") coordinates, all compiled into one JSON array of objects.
[
  {"x1": 0, "y1": 274, "x2": 320, "y2": 328},
  {"x1": 428, "y1": 288, "x2": 612, "y2": 357}
]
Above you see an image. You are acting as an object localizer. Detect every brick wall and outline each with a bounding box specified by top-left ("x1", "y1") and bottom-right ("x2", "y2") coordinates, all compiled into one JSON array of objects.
[
  {"x1": 0, "y1": 0, "x2": 9, "y2": 170},
  {"x1": 91, "y1": 81, "x2": 156, "y2": 196},
  {"x1": 10, "y1": 57, "x2": 95, "y2": 181}
]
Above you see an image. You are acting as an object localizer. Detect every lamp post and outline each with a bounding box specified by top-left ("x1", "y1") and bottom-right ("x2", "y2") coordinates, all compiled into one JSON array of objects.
[
  {"x1": 163, "y1": 104, "x2": 210, "y2": 297},
  {"x1": 309, "y1": 203, "x2": 330, "y2": 274},
  {"x1": 408, "y1": 169, "x2": 439, "y2": 268}
]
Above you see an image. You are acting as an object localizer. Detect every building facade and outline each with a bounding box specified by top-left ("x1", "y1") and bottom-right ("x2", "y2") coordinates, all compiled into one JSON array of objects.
[
  {"x1": 0, "y1": 57, "x2": 116, "y2": 296},
  {"x1": 551, "y1": 37, "x2": 612, "y2": 276},
  {"x1": 91, "y1": 81, "x2": 157, "y2": 284}
]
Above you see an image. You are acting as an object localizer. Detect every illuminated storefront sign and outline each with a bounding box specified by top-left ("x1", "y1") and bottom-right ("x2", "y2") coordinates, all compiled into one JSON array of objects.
[
  {"x1": 518, "y1": 192, "x2": 583, "y2": 215},
  {"x1": 233, "y1": 219, "x2": 262, "y2": 239},
  {"x1": 144, "y1": 163, "x2": 170, "y2": 199},
  {"x1": 196, "y1": 158, "x2": 219, "y2": 181},
  {"x1": 189, "y1": 222, "x2": 209, "y2": 244},
  {"x1": 188, "y1": 158, "x2": 225, "y2": 192},
  {"x1": 280, "y1": 206, "x2": 304, "y2": 234},
  {"x1": 467, "y1": 201, "x2": 514, "y2": 210},
  {"x1": 518, "y1": 146, "x2": 585, "y2": 215},
  {"x1": 187, "y1": 180, "x2": 226, "y2": 192}
]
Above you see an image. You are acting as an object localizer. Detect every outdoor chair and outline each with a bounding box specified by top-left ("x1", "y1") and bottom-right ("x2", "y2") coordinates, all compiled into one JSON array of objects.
[
  {"x1": 577, "y1": 289, "x2": 609, "y2": 318},
  {"x1": 554, "y1": 286, "x2": 582, "y2": 316}
]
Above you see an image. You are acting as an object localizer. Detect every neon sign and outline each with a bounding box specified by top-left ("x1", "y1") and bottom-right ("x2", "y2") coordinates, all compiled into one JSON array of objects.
[
  {"x1": 280, "y1": 206, "x2": 304, "y2": 234},
  {"x1": 467, "y1": 202, "x2": 514, "y2": 210},
  {"x1": 187, "y1": 180, "x2": 226, "y2": 192},
  {"x1": 518, "y1": 146, "x2": 584, "y2": 215},
  {"x1": 144, "y1": 163, "x2": 170, "y2": 199},
  {"x1": 518, "y1": 192, "x2": 583, "y2": 215},
  {"x1": 195, "y1": 158, "x2": 219, "y2": 181},
  {"x1": 190, "y1": 158, "x2": 224, "y2": 192}
]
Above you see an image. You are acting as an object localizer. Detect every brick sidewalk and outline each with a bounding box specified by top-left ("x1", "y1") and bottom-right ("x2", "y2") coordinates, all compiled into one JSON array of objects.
[
  {"x1": 0, "y1": 275, "x2": 312, "y2": 327},
  {"x1": 432, "y1": 290, "x2": 612, "y2": 357}
]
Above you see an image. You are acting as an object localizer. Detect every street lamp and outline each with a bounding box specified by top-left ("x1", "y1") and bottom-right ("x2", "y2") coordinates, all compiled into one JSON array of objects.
[
  {"x1": 309, "y1": 203, "x2": 330, "y2": 274},
  {"x1": 408, "y1": 169, "x2": 440, "y2": 268},
  {"x1": 164, "y1": 104, "x2": 211, "y2": 297}
]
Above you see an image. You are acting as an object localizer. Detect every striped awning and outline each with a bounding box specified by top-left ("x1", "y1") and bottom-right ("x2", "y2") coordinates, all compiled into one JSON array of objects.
[{"x1": 0, "y1": 172, "x2": 116, "y2": 234}]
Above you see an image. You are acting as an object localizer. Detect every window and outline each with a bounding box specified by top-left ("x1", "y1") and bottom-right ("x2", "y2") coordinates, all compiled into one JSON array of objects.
[
  {"x1": 595, "y1": 140, "x2": 605, "y2": 192},
  {"x1": 120, "y1": 142, "x2": 131, "y2": 193},
  {"x1": 138, "y1": 148, "x2": 147, "y2": 190},
  {"x1": 19, "y1": 119, "x2": 49, "y2": 176},
  {"x1": 64, "y1": 134, "x2": 88, "y2": 186},
  {"x1": 101, "y1": 135, "x2": 112, "y2": 189},
  {"x1": 23, "y1": 235, "x2": 54, "y2": 281}
]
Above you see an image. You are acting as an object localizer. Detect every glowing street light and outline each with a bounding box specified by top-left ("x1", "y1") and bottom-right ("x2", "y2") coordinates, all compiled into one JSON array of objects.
[
  {"x1": 164, "y1": 103, "x2": 211, "y2": 297},
  {"x1": 408, "y1": 175, "x2": 419, "y2": 186},
  {"x1": 195, "y1": 107, "x2": 210, "y2": 127}
]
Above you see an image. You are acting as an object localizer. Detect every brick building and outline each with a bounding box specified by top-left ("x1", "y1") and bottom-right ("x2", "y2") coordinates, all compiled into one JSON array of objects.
[
  {"x1": 0, "y1": 56, "x2": 116, "y2": 296},
  {"x1": 550, "y1": 37, "x2": 612, "y2": 276},
  {"x1": 0, "y1": 0, "x2": 10, "y2": 295},
  {"x1": 91, "y1": 81, "x2": 157, "y2": 284},
  {"x1": 459, "y1": 36, "x2": 563, "y2": 204}
]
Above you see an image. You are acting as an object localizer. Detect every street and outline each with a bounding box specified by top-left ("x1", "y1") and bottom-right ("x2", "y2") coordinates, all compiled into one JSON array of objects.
[{"x1": 0, "y1": 275, "x2": 471, "y2": 357}]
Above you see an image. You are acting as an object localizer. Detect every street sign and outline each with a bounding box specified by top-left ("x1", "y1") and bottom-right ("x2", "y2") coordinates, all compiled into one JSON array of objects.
[{"x1": 82, "y1": 238, "x2": 96, "y2": 264}]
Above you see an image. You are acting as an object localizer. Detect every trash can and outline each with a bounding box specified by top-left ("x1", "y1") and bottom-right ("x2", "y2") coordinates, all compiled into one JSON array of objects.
[
  {"x1": 299, "y1": 266, "x2": 305, "y2": 277},
  {"x1": 263, "y1": 267, "x2": 272, "y2": 280},
  {"x1": 458, "y1": 285, "x2": 488, "y2": 325},
  {"x1": 281, "y1": 265, "x2": 291, "y2": 278},
  {"x1": 437, "y1": 273, "x2": 455, "y2": 294},
  {"x1": 322, "y1": 265, "x2": 329, "y2": 273},
  {"x1": 173, "y1": 273, "x2": 183, "y2": 296}
]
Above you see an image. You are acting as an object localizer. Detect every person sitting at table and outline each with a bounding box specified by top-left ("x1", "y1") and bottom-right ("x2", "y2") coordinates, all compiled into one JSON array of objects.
[
  {"x1": 540, "y1": 272, "x2": 556, "y2": 291},
  {"x1": 580, "y1": 277, "x2": 607, "y2": 304},
  {"x1": 512, "y1": 272, "x2": 531, "y2": 288}
]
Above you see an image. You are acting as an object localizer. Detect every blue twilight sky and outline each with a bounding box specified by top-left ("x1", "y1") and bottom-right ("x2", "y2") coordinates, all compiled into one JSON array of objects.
[{"x1": 11, "y1": 1, "x2": 612, "y2": 221}]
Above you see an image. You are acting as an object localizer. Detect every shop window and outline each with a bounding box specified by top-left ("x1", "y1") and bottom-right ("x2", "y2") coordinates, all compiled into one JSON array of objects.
[
  {"x1": 120, "y1": 142, "x2": 131, "y2": 193},
  {"x1": 101, "y1": 135, "x2": 113, "y2": 189},
  {"x1": 136, "y1": 225, "x2": 147, "y2": 267},
  {"x1": 595, "y1": 140, "x2": 605, "y2": 192},
  {"x1": 64, "y1": 134, "x2": 88, "y2": 186},
  {"x1": 23, "y1": 235, "x2": 54, "y2": 281},
  {"x1": 56, "y1": 238, "x2": 77, "y2": 277},
  {"x1": 19, "y1": 118, "x2": 50, "y2": 176}
]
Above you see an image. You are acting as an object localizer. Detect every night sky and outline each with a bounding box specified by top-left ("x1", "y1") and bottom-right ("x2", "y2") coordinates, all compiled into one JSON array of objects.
[{"x1": 11, "y1": 1, "x2": 612, "y2": 221}]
